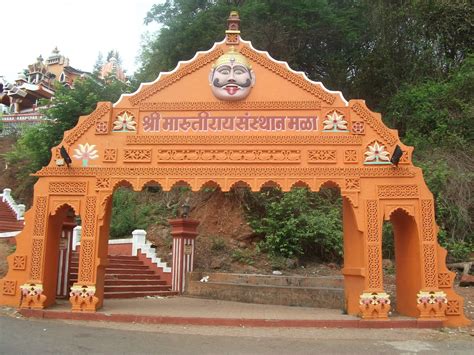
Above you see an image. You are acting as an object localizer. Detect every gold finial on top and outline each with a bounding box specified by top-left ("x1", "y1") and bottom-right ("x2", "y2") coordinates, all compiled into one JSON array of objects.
[{"x1": 226, "y1": 11, "x2": 240, "y2": 45}]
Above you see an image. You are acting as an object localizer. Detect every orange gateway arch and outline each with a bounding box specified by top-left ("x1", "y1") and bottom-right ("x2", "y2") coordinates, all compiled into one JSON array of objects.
[{"x1": 0, "y1": 12, "x2": 469, "y2": 327}]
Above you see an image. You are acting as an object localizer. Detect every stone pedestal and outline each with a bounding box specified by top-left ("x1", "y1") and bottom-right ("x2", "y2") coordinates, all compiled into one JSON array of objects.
[{"x1": 169, "y1": 218, "x2": 200, "y2": 293}]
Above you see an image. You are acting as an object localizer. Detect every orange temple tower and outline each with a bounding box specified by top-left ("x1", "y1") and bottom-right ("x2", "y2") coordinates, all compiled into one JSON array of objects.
[{"x1": 0, "y1": 12, "x2": 469, "y2": 327}]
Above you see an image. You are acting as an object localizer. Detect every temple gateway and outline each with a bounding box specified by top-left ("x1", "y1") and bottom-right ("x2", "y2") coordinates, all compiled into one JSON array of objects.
[{"x1": 0, "y1": 12, "x2": 469, "y2": 327}]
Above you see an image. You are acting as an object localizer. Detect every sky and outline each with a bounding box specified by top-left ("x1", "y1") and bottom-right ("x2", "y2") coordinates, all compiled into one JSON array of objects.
[{"x1": 0, "y1": 0, "x2": 162, "y2": 82}]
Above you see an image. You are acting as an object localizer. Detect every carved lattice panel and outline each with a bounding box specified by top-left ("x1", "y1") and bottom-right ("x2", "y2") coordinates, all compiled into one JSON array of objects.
[
  {"x1": 367, "y1": 200, "x2": 379, "y2": 243},
  {"x1": 82, "y1": 197, "x2": 97, "y2": 239},
  {"x1": 103, "y1": 148, "x2": 117, "y2": 162},
  {"x1": 157, "y1": 150, "x2": 300, "y2": 163},
  {"x1": 78, "y1": 239, "x2": 95, "y2": 283},
  {"x1": 421, "y1": 200, "x2": 435, "y2": 242},
  {"x1": 308, "y1": 150, "x2": 336, "y2": 163},
  {"x1": 127, "y1": 134, "x2": 362, "y2": 146},
  {"x1": 438, "y1": 272, "x2": 453, "y2": 288},
  {"x1": 344, "y1": 150, "x2": 358, "y2": 164},
  {"x1": 13, "y1": 256, "x2": 27, "y2": 270},
  {"x1": 423, "y1": 244, "x2": 437, "y2": 287},
  {"x1": 95, "y1": 121, "x2": 109, "y2": 135},
  {"x1": 368, "y1": 244, "x2": 382, "y2": 289},
  {"x1": 2, "y1": 280, "x2": 16, "y2": 295},
  {"x1": 351, "y1": 121, "x2": 365, "y2": 135},
  {"x1": 30, "y1": 238, "x2": 43, "y2": 280},
  {"x1": 96, "y1": 178, "x2": 111, "y2": 190},
  {"x1": 345, "y1": 178, "x2": 360, "y2": 191},
  {"x1": 36, "y1": 166, "x2": 416, "y2": 179},
  {"x1": 124, "y1": 149, "x2": 152, "y2": 162},
  {"x1": 49, "y1": 182, "x2": 87, "y2": 194},
  {"x1": 33, "y1": 197, "x2": 47, "y2": 237},
  {"x1": 446, "y1": 300, "x2": 461, "y2": 315},
  {"x1": 378, "y1": 185, "x2": 419, "y2": 199}
]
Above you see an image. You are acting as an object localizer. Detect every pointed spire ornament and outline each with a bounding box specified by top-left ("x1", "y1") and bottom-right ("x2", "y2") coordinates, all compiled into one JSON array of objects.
[{"x1": 226, "y1": 11, "x2": 240, "y2": 45}]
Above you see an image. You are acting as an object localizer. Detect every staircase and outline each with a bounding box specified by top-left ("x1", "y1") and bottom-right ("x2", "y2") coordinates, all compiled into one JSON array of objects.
[
  {"x1": 0, "y1": 200, "x2": 24, "y2": 233},
  {"x1": 69, "y1": 252, "x2": 176, "y2": 298}
]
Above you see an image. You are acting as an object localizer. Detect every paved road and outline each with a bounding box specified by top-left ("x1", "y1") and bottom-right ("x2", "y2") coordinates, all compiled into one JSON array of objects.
[{"x1": 0, "y1": 315, "x2": 472, "y2": 354}]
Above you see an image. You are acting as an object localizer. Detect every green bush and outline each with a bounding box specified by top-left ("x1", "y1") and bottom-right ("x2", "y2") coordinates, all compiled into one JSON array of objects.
[
  {"x1": 382, "y1": 223, "x2": 395, "y2": 260},
  {"x1": 110, "y1": 188, "x2": 147, "y2": 238},
  {"x1": 438, "y1": 230, "x2": 473, "y2": 263},
  {"x1": 210, "y1": 236, "x2": 227, "y2": 252},
  {"x1": 231, "y1": 249, "x2": 256, "y2": 265},
  {"x1": 247, "y1": 188, "x2": 343, "y2": 261},
  {"x1": 110, "y1": 188, "x2": 169, "y2": 239}
]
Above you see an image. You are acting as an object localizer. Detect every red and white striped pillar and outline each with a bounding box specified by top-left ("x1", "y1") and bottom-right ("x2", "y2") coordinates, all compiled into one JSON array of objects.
[
  {"x1": 56, "y1": 218, "x2": 76, "y2": 298},
  {"x1": 169, "y1": 218, "x2": 199, "y2": 293}
]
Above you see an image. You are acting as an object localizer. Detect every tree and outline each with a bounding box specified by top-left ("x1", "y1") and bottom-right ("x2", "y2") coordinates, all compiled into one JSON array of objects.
[
  {"x1": 384, "y1": 55, "x2": 474, "y2": 260},
  {"x1": 106, "y1": 50, "x2": 122, "y2": 65},
  {"x1": 138, "y1": 0, "x2": 367, "y2": 97},
  {"x1": 138, "y1": 0, "x2": 473, "y2": 113},
  {"x1": 93, "y1": 52, "x2": 104, "y2": 76},
  {"x1": 5, "y1": 76, "x2": 130, "y2": 205}
]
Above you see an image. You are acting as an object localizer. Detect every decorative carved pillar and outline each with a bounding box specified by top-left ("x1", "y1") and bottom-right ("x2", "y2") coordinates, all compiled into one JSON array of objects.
[
  {"x1": 359, "y1": 199, "x2": 391, "y2": 319},
  {"x1": 70, "y1": 196, "x2": 99, "y2": 311},
  {"x1": 169, "y1": 218, "x2": 200, "y2": 293},
  {"x1": 20, "y1": 196, "x2": 48, "y2": 309},
  {"x1": 420, "y1": 200, "x2": 439, "y2": 289},
  {"x1": 416, "y1": 199, "x2": 446, "y2": 320}
]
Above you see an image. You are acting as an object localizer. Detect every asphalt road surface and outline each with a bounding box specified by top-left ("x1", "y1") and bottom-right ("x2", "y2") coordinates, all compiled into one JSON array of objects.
[{"x1": 0, "y1": 314, "x2": 472, "y2": 354}]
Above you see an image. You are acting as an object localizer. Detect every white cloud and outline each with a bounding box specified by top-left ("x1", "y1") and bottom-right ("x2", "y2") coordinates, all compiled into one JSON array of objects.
[{"x1": 0, "y1": 0, "x2": 161, "y2": 82}]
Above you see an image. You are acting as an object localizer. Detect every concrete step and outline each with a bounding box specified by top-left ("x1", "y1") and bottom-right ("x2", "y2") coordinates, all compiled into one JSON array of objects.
[
  {"x1": 69, "y1": 263, "x2": 149, "y2": 270},
  {"x1": 104, "y1": 291, "x2": 177, "y2": 299},
  {"x1": 71, "y1": 251, "x2": 140, "y2": 261},
  {"x1": 108, "y1": 259, "x2": 144, "y2": 264},
  {"x1": 190, "y1": 272, "x2": 344, "y2": 288},
  {"x1": 69, "y1": 268, "x2": 155, "y2": 275},
  {"x1": 105, "y1": 279, "x2": 167, "y2": 286},
  {"x1": 105, "y1": 285, "x2": 171, "y2": 292},
  {"x1": 185, "y1": 272, "x2": 344, "y2": 309},
  {"x1": 105, "y1": 255, "x2": 140, "y2": 260},
  {"x1": 104, "y1": 274, "x2": 163, "y2": 280},
  {"x1": 70, "y1": 259, "x2": 143, "y2": 266}
]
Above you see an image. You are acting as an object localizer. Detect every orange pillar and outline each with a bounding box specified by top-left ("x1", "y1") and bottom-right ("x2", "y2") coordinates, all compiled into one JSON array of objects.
[
  {"x1": 358, "y1": 199, "x2": 391, "y2": 319},
  {"x1": 69, "y1": 196, "x2": 100, "y2": 312}
]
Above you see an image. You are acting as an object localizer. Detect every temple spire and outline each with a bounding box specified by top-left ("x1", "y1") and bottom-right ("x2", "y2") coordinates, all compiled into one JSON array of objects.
[{"x1": 225, "y1": 11, "x2": 240, "y2": 45}]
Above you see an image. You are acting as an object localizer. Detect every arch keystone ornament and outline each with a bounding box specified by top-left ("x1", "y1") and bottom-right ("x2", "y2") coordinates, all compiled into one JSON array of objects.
[{"x1": 0, "y1": 12, "x2": 470, "y2": 327}]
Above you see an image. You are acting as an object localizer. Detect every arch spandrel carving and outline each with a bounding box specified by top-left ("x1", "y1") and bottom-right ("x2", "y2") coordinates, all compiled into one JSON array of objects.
[{"x1": 1, "y1": 14, "x2": 469, "y2": 327}]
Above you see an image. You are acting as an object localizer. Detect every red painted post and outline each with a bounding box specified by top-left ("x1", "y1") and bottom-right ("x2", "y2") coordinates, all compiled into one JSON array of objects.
[
  {"x1": 57, "y1": 217, "x2": 76, "y2": 298},
  {"x1": 169, "y1": 218, "x2": 199, "y2": 293}
]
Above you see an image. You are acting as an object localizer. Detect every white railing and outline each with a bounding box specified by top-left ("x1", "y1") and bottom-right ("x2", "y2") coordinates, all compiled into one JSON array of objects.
[
  {"x1": 72, "y1": 227, "x2": 171, "y2": 273},
  {"x1": 0, "y1": 113, "x2": 46, "y2": 122},
  {"x1": 0, "y1": 231, "x2": 21, "y2": 238},
  {"x1": 1, "y1": 188, "x2": 25, "y2": 220}
]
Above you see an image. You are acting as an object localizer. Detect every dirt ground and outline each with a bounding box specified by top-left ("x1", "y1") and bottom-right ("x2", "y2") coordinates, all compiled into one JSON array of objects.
[{"x1": 0, "y1": 240, "x2": 15, "y2": 279}]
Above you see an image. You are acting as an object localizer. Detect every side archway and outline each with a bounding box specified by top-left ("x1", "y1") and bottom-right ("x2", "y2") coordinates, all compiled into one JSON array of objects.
[{"x1": 386, "y1": 208, "x2": 423, "y2": 317}]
